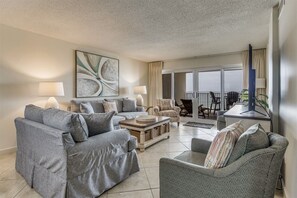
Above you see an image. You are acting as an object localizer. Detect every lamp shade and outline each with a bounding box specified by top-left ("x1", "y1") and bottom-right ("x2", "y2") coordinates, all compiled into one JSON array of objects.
[
  {"x1": 133, "y1": 86, "x2": 147, "y2": 95},
  {"x1": 39, "y1": 82, "x2": 65, "y2": 96},
  {"x1": 256, "y1": 78, "x2": 266, "y2": 89}
]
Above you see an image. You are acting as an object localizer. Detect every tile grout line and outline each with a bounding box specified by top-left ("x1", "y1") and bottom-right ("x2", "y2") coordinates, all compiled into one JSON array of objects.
[{"x1": 12, "y1": 181, "x2": 26, "y2": 198}]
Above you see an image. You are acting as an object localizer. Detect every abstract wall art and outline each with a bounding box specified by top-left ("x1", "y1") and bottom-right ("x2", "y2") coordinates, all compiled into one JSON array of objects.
[{"x1": 75, "y1": 50, "x2": 119, "y2": 97}]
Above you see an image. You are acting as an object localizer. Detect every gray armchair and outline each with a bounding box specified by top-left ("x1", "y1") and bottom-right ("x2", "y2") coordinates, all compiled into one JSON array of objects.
[{"x1": 160, "y1": 133, "x2": 288, "y2": 198}]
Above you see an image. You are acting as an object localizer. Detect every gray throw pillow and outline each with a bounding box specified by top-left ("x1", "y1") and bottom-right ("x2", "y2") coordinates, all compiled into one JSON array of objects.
[
  {"x1": 43, "y1": 108, "x2": 88, "y2": 142},
  {"x1": 81, "y1": 111, "x2": 115, "y2": 137},
  {"x1": 80, "y1": 102, "x2": 94, "y2": 114},
  {"x1": 24, "y1": 104, "x2": 44, "y2": 123},
  {"x1": 90, "y1": 100, "x2": 105, "y2": 113},
  {"x1": 227, "y1": 123, "x2": 269, "y2": 165},
  {"x1": 123, "y1": 99, "x2": 137, "y2": 112}
]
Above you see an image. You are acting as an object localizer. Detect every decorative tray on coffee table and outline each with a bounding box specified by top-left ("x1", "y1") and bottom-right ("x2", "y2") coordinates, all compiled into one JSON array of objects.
[{"x1": 136, "y1": 115, "x2": 157, "y2": 123}]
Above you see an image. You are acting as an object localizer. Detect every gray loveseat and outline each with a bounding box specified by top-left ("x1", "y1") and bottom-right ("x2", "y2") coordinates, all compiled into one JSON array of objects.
[
  {"x1": 71, "y1": 98, "x2": 148, "y2": 129},
  {"x1": 15, "y1": 105, "x2": 140, "y2": 197}
]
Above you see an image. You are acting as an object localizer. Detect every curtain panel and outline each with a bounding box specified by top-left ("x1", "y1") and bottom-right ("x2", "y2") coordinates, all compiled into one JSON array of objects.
[
  {"x1": 242, "y1": 49, "x2": 266, "y2": 97},
  {"x1": 148, "y1": 61, "x2": 163, "y2": 107}
]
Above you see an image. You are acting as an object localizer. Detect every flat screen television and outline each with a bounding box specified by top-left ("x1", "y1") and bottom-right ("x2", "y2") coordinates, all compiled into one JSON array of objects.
[{"x1": 248, "y1": 44, "x2": 256, "y2": 111}]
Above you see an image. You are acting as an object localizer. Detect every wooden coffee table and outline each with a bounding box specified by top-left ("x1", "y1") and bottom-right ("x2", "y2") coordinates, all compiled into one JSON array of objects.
[{"x1": 119, "y1": 116, "x2": 170, "y2": 152}]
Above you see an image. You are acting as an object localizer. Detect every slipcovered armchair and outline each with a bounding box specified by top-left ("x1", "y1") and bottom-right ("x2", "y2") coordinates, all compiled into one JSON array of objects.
[
  {"x1": 160, "y1": 133, "x2": 288, "y2": 198},
  {"x1": 153, "y1": 99, "x2": 180, "y2": 126}
]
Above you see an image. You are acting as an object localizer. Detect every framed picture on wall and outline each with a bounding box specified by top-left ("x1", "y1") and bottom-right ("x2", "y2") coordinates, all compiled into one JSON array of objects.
[{"x1": 75, "y1": 50, "x2": 119, "y2": 98}]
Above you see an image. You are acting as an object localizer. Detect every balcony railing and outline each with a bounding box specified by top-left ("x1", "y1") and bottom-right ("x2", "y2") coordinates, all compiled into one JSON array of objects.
[{"x1": 184, "y1": 92, "x2": 227, "y2": 109}]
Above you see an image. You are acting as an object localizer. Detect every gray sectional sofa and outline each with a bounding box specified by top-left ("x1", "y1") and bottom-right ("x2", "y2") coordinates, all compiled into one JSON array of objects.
[
  {"x1": 15, "y1": 104, "x2": 140, "y2": 198},
  {"x1": 70, "y1": 98, "x2": 148, "y2": 129}
]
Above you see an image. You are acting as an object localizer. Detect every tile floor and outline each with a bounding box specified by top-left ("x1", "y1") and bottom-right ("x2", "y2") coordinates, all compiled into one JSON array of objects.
[{"x1": 0, "y1": 122, "x2": 284, "y2": 198}]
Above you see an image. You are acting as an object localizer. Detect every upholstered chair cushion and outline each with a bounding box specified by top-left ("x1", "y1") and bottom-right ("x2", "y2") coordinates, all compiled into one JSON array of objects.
[
  {"x1": 80, "y1": 102, "x2": 95, "y2": 114},
  {"x1": 204, "y1": 121, "x2": 244, "y2": 168},
  {"x1": 157, "y1": 110, "x2": 179, "y2": 117},
  {"x1": 227, "y1": 123, "x2": 269, "y2": 165},
  {"x1": 81, "y1": 112, "x2": 115, "y2": 137},
  {"x1": 24, "y1": 104, "x2": 44, "y2": 124},
  {"x1": 43, "y1": 108, "x2": 89, "y2": 142},
  {"x1": 103, "y1": 101, "x2": 118, "y2": 114},
  {"x1": 123, "y1": 98, "x2": 137, "y2": 112}
]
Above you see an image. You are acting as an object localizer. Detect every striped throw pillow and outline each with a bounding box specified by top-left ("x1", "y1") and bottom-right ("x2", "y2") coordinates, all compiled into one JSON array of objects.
[{"x1": 204, "y1": 121, "x2": 244, "y2": 169}]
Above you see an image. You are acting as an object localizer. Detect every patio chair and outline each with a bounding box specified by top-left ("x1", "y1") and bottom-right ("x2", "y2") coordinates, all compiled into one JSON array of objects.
[
  {"x1": 226, "y1": 91, "x2": 239, "y2": 110},
  {"x1": 180, "y1": 99, "x2": 192, "y2": 116},
  {"x1": 180, "y1": 99, "x2": 209, "y2": 118},
  {"x1": 209, "y1": 91, "x2": 221, "y2": 114}
]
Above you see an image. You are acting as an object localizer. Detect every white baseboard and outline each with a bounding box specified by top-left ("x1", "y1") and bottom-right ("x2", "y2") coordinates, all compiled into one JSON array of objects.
[{"x1": 0, "y1": 146, "x2": 16, "y2": 155}]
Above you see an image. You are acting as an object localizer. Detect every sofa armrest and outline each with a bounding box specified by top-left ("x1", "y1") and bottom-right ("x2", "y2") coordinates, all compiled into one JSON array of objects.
[
  {"x1": 15, "y1": 118, "x2": 75, "y2": 150},
  {"x1": 128, "y1": 135, "x2": 138, "y2": 151},
  {"x1": 136, "y1": 106, "x2": 145, "y2": 112},
  {"x1": 191, "y1": 138, "x2": 212, "y2": 154},
  {"x1": 153, "y1": 106, "x2": 160, "y2": 114},
  {"x1": 15, "y1": 118, "x2": 74, "y2": 179},
  {"x1": 173, "y1": 106, "x2": 181, "y2": 114}
]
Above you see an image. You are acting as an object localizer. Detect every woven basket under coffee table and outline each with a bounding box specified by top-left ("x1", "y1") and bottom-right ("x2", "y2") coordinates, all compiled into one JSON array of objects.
[{"x1": 119, "y1": 116, "x2": 170, "y2": 152}]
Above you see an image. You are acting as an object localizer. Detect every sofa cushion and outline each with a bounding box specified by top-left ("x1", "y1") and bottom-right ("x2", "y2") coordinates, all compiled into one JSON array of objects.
[
  {"x1": 105, "y1": 98, "x2": 124, "y2": 112},
  {"x1": 117, "y1": 111, "x2": 148, "y2": 119},
  {"x1": 113, "y1": 115, "x2": 125, "y2": 126},
  {"x1": 81, "y1": 112, "x2": 115, "y2": 137},
  {"x1": 43, "y1": 108, "x2": 88, "y2": 142},
  {"x1": 80, "y1": 102, "x2": 94, "y2": 114},
  {"x1": 227, "y1": 123, "x2": 269, "y2": 165},
  {"x1": 175, "y1": 150, "x2": 207, "y2": 166},
  {"x1": 103, "y1": 101, "x2": 118, "y2": 114},
  {"x1": 67, "y1": 128, "x2": 133, "y2": 178},
  {"x1": 24, "y1": 104, "x2": 44, "y2": 124},
  {"x1": 123, "y1": 99, "x2": 136, "y2": 112},
  {"x1": 71, "y1": 99, "x2": 105, "y2": 113},
  {"x1": 204, "y1": 121, "x2": 244, "y2": 169}
]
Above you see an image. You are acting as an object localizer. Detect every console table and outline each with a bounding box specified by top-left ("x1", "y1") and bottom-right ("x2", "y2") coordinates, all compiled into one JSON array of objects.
[{"x1": 224, "y1": 104, "x2": 271, "y2": 131}]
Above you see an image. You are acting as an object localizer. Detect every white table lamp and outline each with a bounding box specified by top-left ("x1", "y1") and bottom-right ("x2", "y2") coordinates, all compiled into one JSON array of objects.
[
  {"x1": 133, "y1": 86, "x2": 147, "y2": 106},
  {"x1": 39, "y1": 82, "x2": 64, "y2": 109}
]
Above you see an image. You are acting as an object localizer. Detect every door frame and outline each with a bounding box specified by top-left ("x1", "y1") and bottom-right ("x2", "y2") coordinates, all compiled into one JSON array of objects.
[{"x1": 162, "y1": 65, "x2": 242, "y2": 122}]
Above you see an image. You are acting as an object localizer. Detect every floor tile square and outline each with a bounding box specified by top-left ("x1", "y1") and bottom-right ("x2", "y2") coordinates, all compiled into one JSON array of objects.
[
  {"x1": 145, "y1": 167, "x2": 159, "y2": 188},
  {"x1": 107, "y1": 169, "x2": 150, "y2": 194}
]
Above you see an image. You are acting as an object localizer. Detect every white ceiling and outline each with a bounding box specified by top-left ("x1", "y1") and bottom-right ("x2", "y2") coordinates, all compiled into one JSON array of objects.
[{"x1": 0, "y1": 0, "x2": 278, "y2": 62}]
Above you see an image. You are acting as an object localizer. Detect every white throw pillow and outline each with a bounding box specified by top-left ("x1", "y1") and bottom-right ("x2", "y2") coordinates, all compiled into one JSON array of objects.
[{"x1": 103, "y1": 101, "x2": 118, "y2": 114}]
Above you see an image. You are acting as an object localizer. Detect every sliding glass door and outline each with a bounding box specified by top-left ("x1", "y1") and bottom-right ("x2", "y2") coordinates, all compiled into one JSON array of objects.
[
  {"x1": 162, "y1": 67, "x2": 242, "y2": 122},
  {"x1": 198, "y1": 70, "x2": 222, "y2": 115}
]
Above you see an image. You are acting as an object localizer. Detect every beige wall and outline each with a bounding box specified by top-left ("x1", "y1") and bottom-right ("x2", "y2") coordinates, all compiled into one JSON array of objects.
[
  {"x1": 0, "y1": 25, "x2": 148, "y2": 152},
  {"x1": 278, "y1": 0, "x2": 297, "y2": 197},
  {"x1": 163, "y1": 52, "x2": 242, "y2": 72}
]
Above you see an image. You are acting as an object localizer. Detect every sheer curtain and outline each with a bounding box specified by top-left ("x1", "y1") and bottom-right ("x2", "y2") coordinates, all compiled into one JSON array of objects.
[
  {"x1": 148, "y1": 61, "x2": 163, "y2": 106},
  {"x1": 242, "y1": 49, "x2": 266, "y2": 96}
]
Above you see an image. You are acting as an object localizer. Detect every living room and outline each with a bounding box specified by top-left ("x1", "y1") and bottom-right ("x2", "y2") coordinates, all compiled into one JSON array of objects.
[{"x1": 0, "y1": 0, "x2": 296, "y2": 198}]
